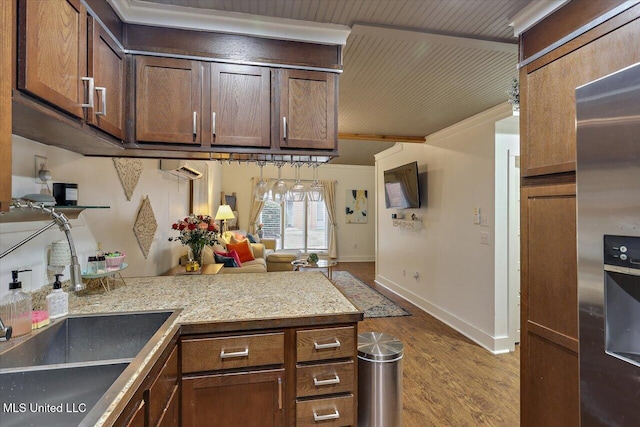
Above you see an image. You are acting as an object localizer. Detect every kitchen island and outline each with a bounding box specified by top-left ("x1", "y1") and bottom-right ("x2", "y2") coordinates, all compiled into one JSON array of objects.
[{"x1": 60, "y1": 271, "x2": 362, "y2": 426}]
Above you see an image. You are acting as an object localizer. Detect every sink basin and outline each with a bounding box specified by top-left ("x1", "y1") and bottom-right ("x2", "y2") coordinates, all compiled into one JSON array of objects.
[
  {"x1": 0, "y1": 362, "x2": 128, "y2": 427},
  {"x1": 0, "y1": 311, "x2": 173, "y2": 369},
  {"x1": 0, "y1": 310, "x2": 180, "y2": 426}
]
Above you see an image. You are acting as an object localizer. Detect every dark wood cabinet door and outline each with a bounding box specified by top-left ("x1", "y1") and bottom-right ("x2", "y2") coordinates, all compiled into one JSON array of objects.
[
  {"x1": 182, "y1": 369, "x2": 285, "y2": 427},
  {"x1": 18, "y1": 0, "x2": 87, "y2": 118},
  {"x1": 87, "y1": 16, "x2": 124, "y2": 139},
  {"x1": 277, "y1": 69, "x2": 336, "y2": 150},
  {"x1": 135, "y1": 56, "x2": 203, "y2": 145},
  {"x1": 210, "y1": 63, "x2": 270, "y2": 148},
  {"x1": 522, "y1": 17, "x2": 640, "y2": 177},
  {"x1": 521, "y1": 183, "x2": 579, "y2": 426}
]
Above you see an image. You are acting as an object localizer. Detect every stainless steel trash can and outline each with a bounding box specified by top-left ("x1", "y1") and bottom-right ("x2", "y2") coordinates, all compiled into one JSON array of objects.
[{"x1": 357, "y1": 332, "x2": 404, "y2": 427}]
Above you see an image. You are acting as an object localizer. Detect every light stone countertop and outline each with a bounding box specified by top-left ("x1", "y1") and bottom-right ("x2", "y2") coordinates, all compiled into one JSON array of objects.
[
  {"x1": 27, "y1": 271, "x2": 362, "y2": 426},
  {"x1": 67, "y1": 271, "x2": 361, "y2": 323}
]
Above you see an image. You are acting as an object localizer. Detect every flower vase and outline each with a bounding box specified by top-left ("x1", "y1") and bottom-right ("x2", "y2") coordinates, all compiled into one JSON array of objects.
[
  {"x1": 188, "y1": 244, "x2": 205, "y2": 270},
  {"x1": 257, "y1": 229, "x2": 263, "y2": 238}
]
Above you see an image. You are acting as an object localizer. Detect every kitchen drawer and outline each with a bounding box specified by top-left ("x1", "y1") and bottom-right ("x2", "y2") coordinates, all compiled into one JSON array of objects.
[
  {"x1": 182, "y1": 332, "x2": 284, "y2": 373},
  {"x1": 297, "y1": 327, "x2": 355, "y2": 362},
  {"x1": 148, "y1": 345, "x2": 178, "y2": 426},
  {"x1": 296, "y1": 394, "x2": 354, "y2": 427},
  {"x1": 296, "y1": 360, "x2": 355, "y2": 397}
]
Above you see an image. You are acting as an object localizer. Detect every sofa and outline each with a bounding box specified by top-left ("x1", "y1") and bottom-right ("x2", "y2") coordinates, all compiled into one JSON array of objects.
[
  {"x1": 181, "y1": 232, "x2": 301, "y2": 273},
  {"x1": 180, "y1": 242, "x2": 269, "y2": 274}
]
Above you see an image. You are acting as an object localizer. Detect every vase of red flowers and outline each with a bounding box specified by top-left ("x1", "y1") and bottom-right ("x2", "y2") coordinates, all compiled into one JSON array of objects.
[{"x1": 169, "y1": 214, "x2": 220, "y2": 268}]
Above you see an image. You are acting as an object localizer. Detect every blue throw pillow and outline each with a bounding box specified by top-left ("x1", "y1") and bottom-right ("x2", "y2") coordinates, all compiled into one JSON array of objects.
[
  {"x1": 247, "y1": 234, "x2": 257, "y2": 243},
  {"x1": 214, "y1": 252, "x2": 238, "y2": 267}
]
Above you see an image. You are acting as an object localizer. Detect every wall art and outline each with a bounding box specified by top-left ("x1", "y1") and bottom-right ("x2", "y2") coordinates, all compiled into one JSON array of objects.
[{"x1": 346, "y1": 189, "x2": 368, "y2": 224}]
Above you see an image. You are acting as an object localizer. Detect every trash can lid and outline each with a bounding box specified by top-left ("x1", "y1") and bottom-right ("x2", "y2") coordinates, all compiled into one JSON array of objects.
[{"x1": 357, "y1": 332, "x2": 404, "y2": 361}]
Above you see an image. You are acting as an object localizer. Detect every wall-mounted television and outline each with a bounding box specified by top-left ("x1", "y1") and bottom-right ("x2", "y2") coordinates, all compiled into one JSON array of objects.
[{"x1": 383, "y1": 161, "x2": 421, "y2": 209}]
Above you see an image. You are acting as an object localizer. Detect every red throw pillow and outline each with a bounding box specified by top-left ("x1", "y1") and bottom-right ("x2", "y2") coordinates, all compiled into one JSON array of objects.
[
  {"x1": 215, "y1": 250, "x2": 242, "y2": 268},
  {"x1": 226, "y1": 239, "x2": 255, "y2": 263}
]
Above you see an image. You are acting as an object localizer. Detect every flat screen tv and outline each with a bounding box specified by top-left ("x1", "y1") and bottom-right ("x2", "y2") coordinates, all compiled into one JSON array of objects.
[{"x1": 384, "y1": 161, "x2": 421, "y2": 209}]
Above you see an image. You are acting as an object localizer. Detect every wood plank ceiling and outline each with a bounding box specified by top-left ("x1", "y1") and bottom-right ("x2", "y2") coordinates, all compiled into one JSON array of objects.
[{"x1": 135, "y1": 0, "x2": 532, "y2": 164}]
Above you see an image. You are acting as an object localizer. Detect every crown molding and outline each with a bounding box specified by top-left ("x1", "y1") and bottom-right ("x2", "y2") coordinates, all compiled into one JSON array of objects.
[
  {"x1": 107, "y1": 0, "x2": 351, "y2": 45},
  {"x1": 509, "y1": 0, "x2": 570, "y2": 36},
  {"x1": 351, "y1": 23, "x2": 517, "y2": 53}
]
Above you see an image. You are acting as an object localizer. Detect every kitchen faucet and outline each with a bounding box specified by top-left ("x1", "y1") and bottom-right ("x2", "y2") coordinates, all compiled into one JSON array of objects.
[{"x1": 0, "y1": 201, "x2": 85, "y2": 292}]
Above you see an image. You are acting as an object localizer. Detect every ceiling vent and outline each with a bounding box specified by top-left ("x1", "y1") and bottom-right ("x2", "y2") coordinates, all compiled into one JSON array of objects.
[{"x1": 160, "y1": 160, "x2": 203, "y2": 180}]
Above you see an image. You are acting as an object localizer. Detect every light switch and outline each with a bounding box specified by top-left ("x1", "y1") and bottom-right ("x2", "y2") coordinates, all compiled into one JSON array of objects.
[{"x1": 473, "y1": 207, "x2": 481, "y2": 225}]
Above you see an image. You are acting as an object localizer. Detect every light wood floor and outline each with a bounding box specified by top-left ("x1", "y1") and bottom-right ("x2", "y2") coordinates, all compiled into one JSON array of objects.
[{"x1": 334, "y1": 262, "x2": 520, "y2": 427}]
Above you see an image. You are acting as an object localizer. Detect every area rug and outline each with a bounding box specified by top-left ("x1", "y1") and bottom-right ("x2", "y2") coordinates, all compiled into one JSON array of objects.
[{"x1": 332, "y1": 271, "x2": 411, "y2": 318}]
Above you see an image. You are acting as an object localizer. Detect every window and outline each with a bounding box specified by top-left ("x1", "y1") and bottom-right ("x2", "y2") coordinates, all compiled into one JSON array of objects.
[{"x1": 260, "y1": 198, "x2": 328, "y2": 252}]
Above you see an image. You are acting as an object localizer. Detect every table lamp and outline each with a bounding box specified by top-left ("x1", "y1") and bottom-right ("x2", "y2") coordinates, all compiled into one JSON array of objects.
[{"x1": 215, "y1": 205, "x2": 235, "y2": 233}]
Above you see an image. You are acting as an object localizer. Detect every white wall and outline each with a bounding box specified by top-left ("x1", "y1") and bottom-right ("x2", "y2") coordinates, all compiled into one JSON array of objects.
[
  {"x1": 221, "y1": 162, "x2": 375, "y2": 261},
  {"x1": 375, "y1": 104, "x2": 518, "y2": 353},
  {"x1": 0, "y1": 136, "x2": 191, "y2": 298}
]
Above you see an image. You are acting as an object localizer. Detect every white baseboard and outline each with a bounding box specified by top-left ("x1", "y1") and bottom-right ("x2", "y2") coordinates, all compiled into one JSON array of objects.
[{"x1": 375, "y1": 274, "x2": 513, "y2": 355}]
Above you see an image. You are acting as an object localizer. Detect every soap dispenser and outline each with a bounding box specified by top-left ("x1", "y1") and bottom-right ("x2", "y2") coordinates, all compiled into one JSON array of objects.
[
  {"x1": 46, "y1": 273, "x2": 69, "y2": 319},
  {"x1": 0, "y1": 270, "x2": 33, "y2": 338}
]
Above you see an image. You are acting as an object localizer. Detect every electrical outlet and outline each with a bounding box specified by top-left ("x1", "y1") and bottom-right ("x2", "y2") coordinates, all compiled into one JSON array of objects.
[
  {"x1": 35, "y1": 155, "x2": 48, "y2": 183},
  {"x1": 480, "y1": 231, "x2": 490, "y2": 245}
]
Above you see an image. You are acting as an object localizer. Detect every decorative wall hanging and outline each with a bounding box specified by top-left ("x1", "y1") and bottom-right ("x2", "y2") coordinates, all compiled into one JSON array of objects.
[
  {"x1": 113, "y1": 158, "x2": 143, "y2": 201},
  {"x1": 133, "y1": 196, "x2": 157, "y2": 259},
  {"x1": 346, "y1": 190, "x2": 368, "y2": 223}
]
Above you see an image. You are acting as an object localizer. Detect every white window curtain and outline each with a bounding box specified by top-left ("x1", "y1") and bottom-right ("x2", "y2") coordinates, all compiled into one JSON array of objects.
[
  {"x1": 322, "y1": 180, "x2": 338, "y2": 259},
  {"x1": 249, "y1": 177, "x2": 266, "y2": 234}
]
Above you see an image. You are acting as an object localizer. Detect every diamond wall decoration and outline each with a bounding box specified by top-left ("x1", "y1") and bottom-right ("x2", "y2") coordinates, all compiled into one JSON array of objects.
[
  {"x1": 133, "y1": 196, "x2": 157, "y2": 259},
  {"x1": 113, "y1": 158, "x2": 143, "y2": 201}
]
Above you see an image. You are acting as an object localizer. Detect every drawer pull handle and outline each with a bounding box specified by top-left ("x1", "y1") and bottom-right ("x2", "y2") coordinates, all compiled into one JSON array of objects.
[
  {"x1": 220, "y1": 348, "x2": 249, "y2": 359},
  {"x1": 95, "y1": 87, "x2": 107, "y2": 116},
  {"x1": 81, "y1": 77, "x2": 94, "y2": 108},
  {"x1": 313, "y1": 409, "x2": 340, "y2": 422},
  {"x1": 313, "y1": 374, "x2": 340, "y2": 386},
  {"x1": 314, "y1": 339, "x2": 341, "y2": 350}
]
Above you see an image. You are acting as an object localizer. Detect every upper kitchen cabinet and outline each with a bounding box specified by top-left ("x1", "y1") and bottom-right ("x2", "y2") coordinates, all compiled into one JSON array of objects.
[
  {"x1": 135, "y1": 56, "x2": 204, "y2": 145},
  {"x1": 210, "y1": 63, "x2": 270, "y2": 148},
  {"x1": 277, "y1": 69, "x2": 337, "y2": 151},
  {"x1": 18, "y1": 0, "x2": 87, "y2": 118},
  {"x1": 520, "y1": 6, "x2": 640, "y2": 178},
  {"x1": 87, "y1": 17, "x2": 125, "y2": 140}
]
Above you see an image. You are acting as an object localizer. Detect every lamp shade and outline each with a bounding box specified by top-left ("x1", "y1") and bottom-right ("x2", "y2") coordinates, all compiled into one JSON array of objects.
[
  {"x1": 215, "y1": 204, "x2": 235, "y2": 220},
  {"x1": 49, "y1": 240, "x2": 71, "y2": 267}
]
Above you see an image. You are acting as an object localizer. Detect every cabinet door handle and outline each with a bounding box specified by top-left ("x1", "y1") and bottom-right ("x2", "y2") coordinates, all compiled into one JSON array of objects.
[
  {"x1": 220, "y1": 348, "x2": 249, "y2": 359},
  {"x1": 193, "y1": 111, "x2": 197, "y2": 136},
  {"x1": 278, "y1": 377, "x2": 283, "y2": 410},
  {"x1": 81, "y1": 77, "x2": 94, "y2": 108},
  {"x1": 313, "y1": 374, "x2": 340, "y2": 386},
  {"x1": 282, "y1": 116, "x2": 287, "y2": 139},
  {"x1": 95, "y1": 87, "x2": 106, "y2": 116},
  {"x1": 313, "y1": 409, "x2": 340, "y2": 422},
  {"x1": 212, "y1": 112, "x2": 216, "y2": 136},
  {"x1": 314, "y1": 339, "x2": 340, "y2": 350}
]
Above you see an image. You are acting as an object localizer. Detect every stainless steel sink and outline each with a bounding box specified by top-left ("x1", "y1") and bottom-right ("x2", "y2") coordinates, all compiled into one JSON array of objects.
[
  {"x1": 0, "y1": 362, "x2": 128, "y2": 427},
  {"x1": 0, "y1": 311, "x2": 173, "y2": 369},
  {"x1": 0, "y1": 310, "x2": 180, "y2": 426}
]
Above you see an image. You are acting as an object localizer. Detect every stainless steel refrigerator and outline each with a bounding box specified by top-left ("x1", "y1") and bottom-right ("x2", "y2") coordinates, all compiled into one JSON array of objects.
[{"x1": 576, "y1": 62, "x2": 640, "y2": 426}]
